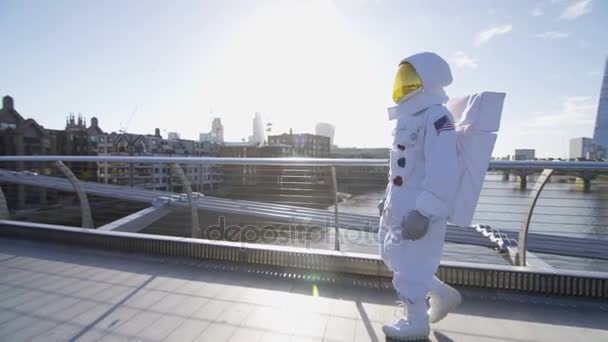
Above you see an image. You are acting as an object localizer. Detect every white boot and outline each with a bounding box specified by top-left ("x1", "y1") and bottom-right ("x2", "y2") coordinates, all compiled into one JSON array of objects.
[
  {"x1": 383, "y1": 298, "x2": 430, "y2": 341},
  {"x1": 428, "y1": 279, "x2": 461, "y2": 323},
  {"x1": 382, "y1": 317, "x2": 430, "y2": 341}
]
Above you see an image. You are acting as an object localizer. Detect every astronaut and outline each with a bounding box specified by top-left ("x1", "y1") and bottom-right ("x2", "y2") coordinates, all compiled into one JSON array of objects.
[{"x1": 379, "y1": 52, "x2": 462, "y2": 340}]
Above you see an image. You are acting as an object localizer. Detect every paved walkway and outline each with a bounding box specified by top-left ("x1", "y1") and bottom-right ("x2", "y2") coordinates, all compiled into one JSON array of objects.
[{"x1": 0, "y1": 238, "x2": 607, "y2": 342}]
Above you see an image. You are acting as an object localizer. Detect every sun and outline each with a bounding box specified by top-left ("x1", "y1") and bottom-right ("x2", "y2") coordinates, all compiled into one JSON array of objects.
[{"x1": 205, "y1": 0, "x2": 385, "y2": 141}]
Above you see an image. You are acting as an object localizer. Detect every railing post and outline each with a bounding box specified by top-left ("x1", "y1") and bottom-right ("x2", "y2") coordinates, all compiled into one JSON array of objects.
[
  {"x1": 152, "y1": 163, "x2": 158, "y2": 191},
  {"x1": 519, "y1": 174, "x2": 527, "y2": 190},
  {"x1": 170, "y1": 163, "x2": 201, "y2": 238},
  {"x1": 513, "y1": 168, "x2": 554, "y2": 266},
  {"x1": 0, "y1": 186, "x2": 9, "y2": 220},
  {"x1": 55, "y1": 161, "x2": 94, "y2": 228},
  {"x1": 129, "y1": 162, "x2": 134, "y2": 187},
  {"x1": 330, "y1": 166, "x2": 340, "y2": 251}
]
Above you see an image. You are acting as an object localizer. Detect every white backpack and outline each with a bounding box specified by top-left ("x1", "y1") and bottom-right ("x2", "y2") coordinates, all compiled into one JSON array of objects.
[{"x1": 446, "y1": 92, "x2": 505, "y2": 227}]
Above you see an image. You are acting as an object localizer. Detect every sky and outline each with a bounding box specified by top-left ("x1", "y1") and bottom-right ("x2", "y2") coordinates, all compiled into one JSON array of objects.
[{"x1": 1, "y1": 0, "x2": 607, "y2": 158}]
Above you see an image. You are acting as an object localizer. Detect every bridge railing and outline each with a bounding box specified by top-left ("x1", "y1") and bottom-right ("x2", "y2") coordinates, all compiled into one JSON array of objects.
[{"x1": 1, "y1": 156, "x2": 608, "y2": 272}]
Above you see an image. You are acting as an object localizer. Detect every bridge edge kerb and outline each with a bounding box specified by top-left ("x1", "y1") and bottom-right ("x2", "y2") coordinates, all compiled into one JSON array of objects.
[{"x1": 0, "y1": 220, "x2": 606, "y2": 298}]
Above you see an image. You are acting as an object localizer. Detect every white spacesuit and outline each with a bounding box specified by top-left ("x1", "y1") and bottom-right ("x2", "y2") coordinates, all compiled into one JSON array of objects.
[{"x1": 379, "y1": 52, "x2": 462, "y2": 340}]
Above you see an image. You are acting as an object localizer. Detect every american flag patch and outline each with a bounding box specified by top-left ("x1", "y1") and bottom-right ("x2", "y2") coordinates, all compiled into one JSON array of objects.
[{"x1": 433, "y1": 115, "x2": 454, "y2": 135}]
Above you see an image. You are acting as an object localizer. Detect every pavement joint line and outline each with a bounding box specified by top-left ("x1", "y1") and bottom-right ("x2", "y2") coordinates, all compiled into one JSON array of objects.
[
  {"x1": 0, "y1": 270, "x2": 147, "y2": 319},
  {"x1": 90, "y1": 270, "x2": 208, "y2": 340},
  {"x1": 1, "y1": 295, "x2": 113, "y2": 339},
  {"x1": 0, "y1": 277, "x2": 97, "y2": 337},
  {"x1": 67, "y1": 275, "x2": 156, "y2": 342},
  {"x1": 0, "y1": 269, "x2": 94, "y2": 324},
  {"x1": 0, "y1": 255, "x2": 18, "y2": 264}
]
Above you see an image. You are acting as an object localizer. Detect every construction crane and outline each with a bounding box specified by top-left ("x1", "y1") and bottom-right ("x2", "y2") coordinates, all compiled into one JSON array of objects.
[{"x1": 119, "y1": 105, "x2": 138, "y2": 134}]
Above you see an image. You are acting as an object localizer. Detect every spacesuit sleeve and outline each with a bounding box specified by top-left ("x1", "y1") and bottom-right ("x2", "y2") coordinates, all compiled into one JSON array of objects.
[
  {"x1": 382, "y1": 178, "x2": 390, "y2": 198},
  {"x1": 415, "y1": 110, "x2": 458, "y2": 219}
]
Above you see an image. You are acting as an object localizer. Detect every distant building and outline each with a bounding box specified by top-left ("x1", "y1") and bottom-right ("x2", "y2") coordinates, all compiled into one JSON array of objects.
[
  {"x1": 264, "y1": 131, "x2": 331, "y2": 206},
  {"x1": 0, "y1": 97, "x2": 99, "y2": 157},
  {"x1": 330, "y1": 147, "x2": 389, "y2": 159},
  {"x1": 592, "y1": 57, "x2": 608, "y2": 150},
  {"x1": 315, "y1": 122, "x2": 335, "y2": 146},
  {"x1": 218, "y1": 143, "x2": 301, "y2": 203},
  {"x1": 0, "y1": 96, "x2": 47, "y2": 156},
  {"x1": 330, "y1": 147, "x2": 389, "y2": 193},
  {"x1": 60, "y1": 113, "x2": 100, "y2": 157},
  {"x1": 96, "y1": 129, "x2": 221, "y2": 192},
  {"x1": 219, "y1": 140, "x2": 334, "y2": 207},
  {"x1": 0, "y1": 99, "x2": 47, "y2": 209},
  {"x1": 0, "y1": 94, "x2": 223, "y2": 200},
  {"x1": 513, "y1": 149, "x2": 535, "y2": 160},
  {"x1": 211, "y1": 118, "x2": 224, "y2": 143},
  {"x1": 199, "y1": 118, "x2": 224, "y2": 144},
  {"x1": 0, "y1": 96, "x2": 102, "y2": 208},
  {"x1": 569, "y1": 137, "x2": 594, "y2": 159},
  {"x1": 268, "y1": 131, "x2": 330, "y2": 158},
  {"x1": 87, "y1": 117, "x2": 104, "y2": 143},
  {"x1": 220, "y1": 143, "x2": 294, "y2": 158},
  {"x1": 56, "y1": 114, "x2": 101, "y2": 181},
  {"x1": 251, "y1": 112, "x2": 265, "y2": 145}
]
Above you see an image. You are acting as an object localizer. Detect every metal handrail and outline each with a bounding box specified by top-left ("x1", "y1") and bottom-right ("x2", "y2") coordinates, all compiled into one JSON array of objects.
[
  {"x1": 489, "y1": 160, "x2": 608, "y2": 171},
  {"x1": 2, "y1": 167, "x2": 605, "y2": 259},
  {"x1": 514, "y1": 169, "x2": 554, "y2": 266},
  {"x1": 2, "y1": 155, "x2": 608, "y2": 267},
  {"x1": 2, "y1": 155, "x2": 608, "y2": 170},
  {"x1": 54, "y1": 161, "x2": 94, "y2": 228},
  {"x1": 0, "y1": 155, "x2": 387, "y2": 166}
]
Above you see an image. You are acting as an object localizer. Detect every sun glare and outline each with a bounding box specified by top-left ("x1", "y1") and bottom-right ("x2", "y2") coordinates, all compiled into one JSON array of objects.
[{"x1": 206, "y1": 0, "x2": 384, "y2": 139}]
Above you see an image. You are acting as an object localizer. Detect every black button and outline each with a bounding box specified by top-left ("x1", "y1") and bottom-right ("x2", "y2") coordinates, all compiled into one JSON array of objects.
[
  {"x1": 397, "y1": 144, "x2": 406, "y2": 151},
  {"x1": 393, "y1": 176, "x2": 403, "y2": 186},
  {"x1": 398, "y1": 157, "x2": 406, "y2": 168}
]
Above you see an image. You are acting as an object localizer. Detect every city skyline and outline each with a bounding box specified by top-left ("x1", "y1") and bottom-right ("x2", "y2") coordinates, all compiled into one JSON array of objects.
[
  {"x1": 2, "y1": 0, "x2": 608, "y2": 157},
  {"x1": 1, "y1": 90, "x2": 604, "y2": 159}
]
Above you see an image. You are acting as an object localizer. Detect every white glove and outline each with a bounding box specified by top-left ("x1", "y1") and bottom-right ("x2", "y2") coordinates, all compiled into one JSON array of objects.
[{"x1": 402, "y1": 210, "x2": 429, "y2": 241}]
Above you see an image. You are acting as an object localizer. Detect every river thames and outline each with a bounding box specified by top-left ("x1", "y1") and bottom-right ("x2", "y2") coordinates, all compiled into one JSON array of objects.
[{"x1": 329, "y1": 172, "x2": 608, "y2": 272}]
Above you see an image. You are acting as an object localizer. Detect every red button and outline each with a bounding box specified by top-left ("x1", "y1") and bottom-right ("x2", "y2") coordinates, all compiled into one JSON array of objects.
[{"x1": 393, "y1": 176, "x2": 403, "y2": 186}]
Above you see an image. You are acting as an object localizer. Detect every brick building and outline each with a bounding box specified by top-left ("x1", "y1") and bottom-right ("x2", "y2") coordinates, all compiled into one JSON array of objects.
[
  {"x1": 0, "y1": 96, "x2": 102, "y2": 208},
  {"x1": 268, "y1": 131, "x2": 330, "y2": 158}
]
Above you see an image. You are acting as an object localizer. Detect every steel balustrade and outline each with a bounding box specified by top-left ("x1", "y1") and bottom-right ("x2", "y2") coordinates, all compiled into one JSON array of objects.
[
  {"x1": 1, "y1": 156, "x2": 608, "y2": 267},
  {"x1": 514, "y1": 169, "x2": 554, "y2": 266},
  {"x1": 54, "y1": 161, "x2": 94, "y2": 228},
  {"x1": 0, "y1": 185, "x2": 8, "y2": 220},
  {"x1": 170, "y1": 163, "x2": 201, "y2": 238},
  {"x1": 2, "y1": 155, "x2": 608, "y2": 170}
]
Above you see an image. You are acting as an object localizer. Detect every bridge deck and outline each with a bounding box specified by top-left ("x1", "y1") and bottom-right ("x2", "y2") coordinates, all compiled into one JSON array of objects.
[{"x1": 0, "y1": 238, "x2": 607, "y2": 342}]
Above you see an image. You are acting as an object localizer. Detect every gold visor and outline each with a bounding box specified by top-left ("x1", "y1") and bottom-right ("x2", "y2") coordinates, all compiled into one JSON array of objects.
[{"x1": 392, "y1": 62, "x2": 423, "y2": 103}]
